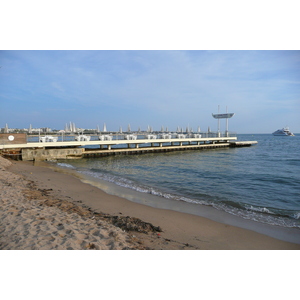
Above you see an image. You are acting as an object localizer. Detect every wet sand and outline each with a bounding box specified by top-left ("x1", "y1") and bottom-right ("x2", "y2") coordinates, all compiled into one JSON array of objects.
[{"x1": 1, "y1": 156, "x2": 299, "y2": 250}]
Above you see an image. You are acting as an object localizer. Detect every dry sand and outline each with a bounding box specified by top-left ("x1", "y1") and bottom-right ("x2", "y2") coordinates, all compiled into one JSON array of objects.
[
  {"x1": 1, "y1": 156, "x2": 299, "y2": 250},
  {"x1": 0, "y1": 156, "x2": 144, "y2": 250}
]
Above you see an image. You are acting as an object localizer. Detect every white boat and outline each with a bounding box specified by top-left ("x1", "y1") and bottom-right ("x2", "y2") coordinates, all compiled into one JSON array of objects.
[{"x1": 272, "y1": 127, "x2": 295, "y2": 136}]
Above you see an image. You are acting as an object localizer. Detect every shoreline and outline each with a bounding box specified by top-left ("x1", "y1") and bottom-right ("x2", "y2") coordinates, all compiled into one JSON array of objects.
[
  {"x1": 2, "y1": 157, "x2": 299, "y2": 250},
  {"x1": 57, "y1": 163, "x2": 300, "y2": 244}
]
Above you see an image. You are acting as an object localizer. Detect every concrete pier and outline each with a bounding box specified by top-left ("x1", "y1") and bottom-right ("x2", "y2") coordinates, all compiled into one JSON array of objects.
[
  {"x1": 82, "y1": 142, "x2": 236, "y2": 159},
  {"x1": 229, "y1": 141, "x2": 258, "y2": 147},
  {"x1": 0, "y1": 135, "x2": 258, "y2": 161}
]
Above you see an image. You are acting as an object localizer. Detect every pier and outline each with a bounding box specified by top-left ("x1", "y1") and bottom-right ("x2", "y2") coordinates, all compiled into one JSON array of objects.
[
  {"x1": 0, "y1": 106, "x2": 260, "y2": 161},
  {"x1": 0, "y1": 133, "x2": 257, "y2": 161}
]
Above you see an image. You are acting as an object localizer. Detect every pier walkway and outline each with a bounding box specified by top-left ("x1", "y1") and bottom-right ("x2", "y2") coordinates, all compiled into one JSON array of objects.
[{"x1": 0, "y1": 134, "x2": 257, "y2": 161}]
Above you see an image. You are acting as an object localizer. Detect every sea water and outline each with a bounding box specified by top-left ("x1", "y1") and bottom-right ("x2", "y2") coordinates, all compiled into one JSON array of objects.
[{"x1": 56, "y1": 134, "x2": 300, "y2": 232}]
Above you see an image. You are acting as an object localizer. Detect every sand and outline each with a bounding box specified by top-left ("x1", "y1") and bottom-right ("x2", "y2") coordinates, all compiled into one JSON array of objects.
[
  {"x1": 1, "y1": 155, "x2": 299, "y2": 250},
  {"x1": 0, "y1": 157, "x2": 143, "y2": 250}
]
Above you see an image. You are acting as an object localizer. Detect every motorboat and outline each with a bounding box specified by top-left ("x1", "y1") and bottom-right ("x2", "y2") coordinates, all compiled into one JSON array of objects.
[{"x1": 272, "y1": 127, "x2": 295, "y2": 136}]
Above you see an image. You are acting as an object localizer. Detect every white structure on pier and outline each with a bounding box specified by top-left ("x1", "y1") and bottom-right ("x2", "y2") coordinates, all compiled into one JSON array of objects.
[
  {"x1": 212, "y1": 106, "x2": 235, "y2": 137},
  {"x1": 75, "y1": 134, "x2": 91, "y2": 142},
  {"x1": 40, "y1": 135, "x2": 58, "y2": 143},
  {"x1": 147, "y1": 134, "x2": 157, "y2": 139},
  {"x1": 159, "y1": 133, "x2": 172, "y2": 139},
  {"x1": 124, "y1": 134, "x2": 137, "y2": 140},
  {"x1": 99, "y1": 135, "x2": 112, "y2": 141}
]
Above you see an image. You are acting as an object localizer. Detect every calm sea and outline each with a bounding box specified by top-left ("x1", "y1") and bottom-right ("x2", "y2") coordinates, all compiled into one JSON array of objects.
[{"x1": 56, "y1": 134, "x2": 300, "y2": 230}]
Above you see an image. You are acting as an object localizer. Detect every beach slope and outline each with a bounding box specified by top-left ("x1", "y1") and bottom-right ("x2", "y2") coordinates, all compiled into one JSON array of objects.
[{"x1": 1, "y1": 156, "x2": 299, "y2": 250}]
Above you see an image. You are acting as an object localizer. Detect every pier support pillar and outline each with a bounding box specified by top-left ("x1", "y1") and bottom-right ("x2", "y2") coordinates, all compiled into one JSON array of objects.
[{"x1": 21, "y1": 148, "x2": 84, "y2": 161}]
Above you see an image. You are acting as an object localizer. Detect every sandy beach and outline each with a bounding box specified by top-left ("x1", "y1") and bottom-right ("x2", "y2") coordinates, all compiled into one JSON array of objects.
[{"x1": 1, "y1": 155, "x2": 299, "y2": 250}]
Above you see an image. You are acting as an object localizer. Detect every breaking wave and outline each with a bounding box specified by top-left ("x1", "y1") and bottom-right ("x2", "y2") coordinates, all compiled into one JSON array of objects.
[
  {"x1": 77, "y1": 169, "x2": 300, "y2": 229},
  {"x1": 57, "y1": 163, "x2": 76, "y2": 169}
]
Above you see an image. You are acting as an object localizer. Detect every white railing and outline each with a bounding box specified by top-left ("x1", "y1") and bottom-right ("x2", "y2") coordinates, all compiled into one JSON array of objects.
[{"x1": 26, "y1": 131, "x2": 237, "y2": 143}]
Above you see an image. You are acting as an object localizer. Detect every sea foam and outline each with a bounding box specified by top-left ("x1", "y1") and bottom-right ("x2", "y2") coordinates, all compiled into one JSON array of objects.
[{"x1": 57, "y1": 163, "x2": 76, "y2": 169}]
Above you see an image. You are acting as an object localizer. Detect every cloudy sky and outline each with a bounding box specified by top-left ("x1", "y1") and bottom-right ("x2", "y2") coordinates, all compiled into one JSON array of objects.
[{"x1": 1, "y1": 50, "x2": 299, "y2": 133}]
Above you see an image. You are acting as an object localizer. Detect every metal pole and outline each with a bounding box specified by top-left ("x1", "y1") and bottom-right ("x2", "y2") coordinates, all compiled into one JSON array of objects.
[
  {"x1": 218, "y1": 105, "x2": 220, "y2": 137},
  {"x1": 226, "y1": 106, "x2": 229, "y2": 136}
]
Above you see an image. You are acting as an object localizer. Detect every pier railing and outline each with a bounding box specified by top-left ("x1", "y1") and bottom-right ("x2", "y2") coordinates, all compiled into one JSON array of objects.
[{"x1": 26, "y1": 131, "x2": 237, "y2": 143}]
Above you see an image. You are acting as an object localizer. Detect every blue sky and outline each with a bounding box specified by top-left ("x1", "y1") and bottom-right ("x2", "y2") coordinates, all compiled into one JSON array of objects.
[{"x1": 1, "y1": 50, "x2": 299, "y2": 133}]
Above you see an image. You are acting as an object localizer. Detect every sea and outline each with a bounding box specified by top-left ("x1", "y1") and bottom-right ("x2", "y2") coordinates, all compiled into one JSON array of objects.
[{"x1": 54, "y1": 134, "x2": 300, "y2": 242}]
